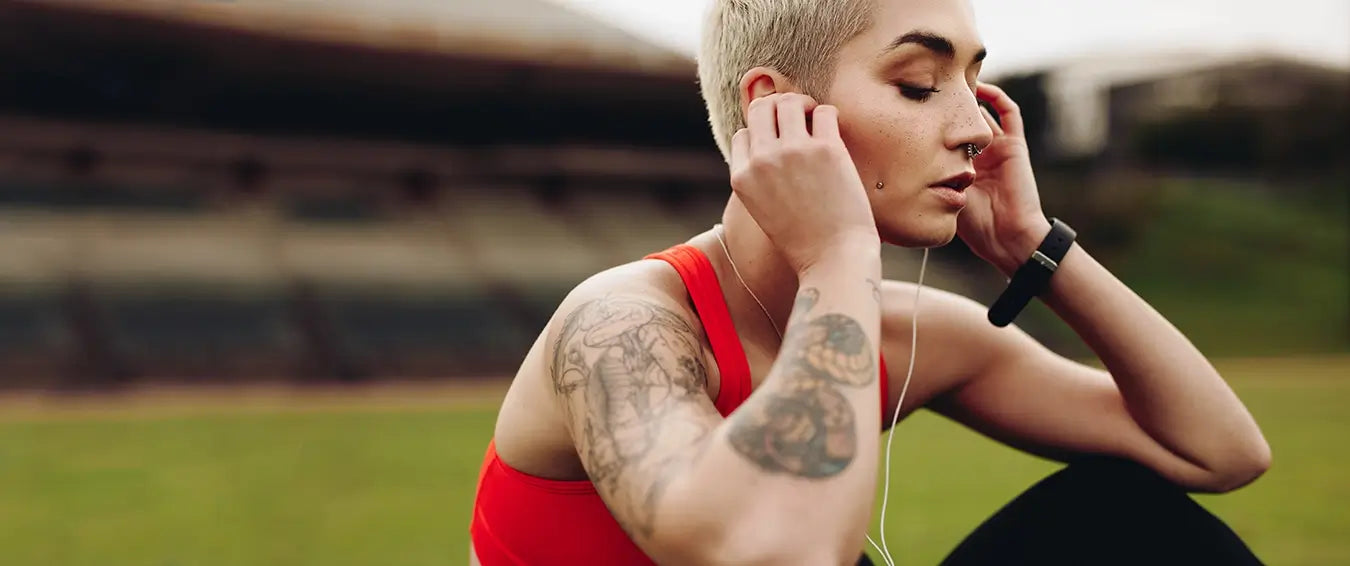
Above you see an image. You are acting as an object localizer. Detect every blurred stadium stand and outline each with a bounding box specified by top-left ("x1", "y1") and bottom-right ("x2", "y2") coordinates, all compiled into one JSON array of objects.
[{"x1": 0, "y1": 0, "x2": 749, "y2": 387}]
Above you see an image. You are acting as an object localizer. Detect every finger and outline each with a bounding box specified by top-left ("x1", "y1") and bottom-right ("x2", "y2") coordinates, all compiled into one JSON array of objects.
[
  {"x1": 746, "y1": 95, "x2": 780, "y2": 154},
  {"x1": 976, "y1": 82, "x2": 1024, "y2": 138},
  {"x1": 980, "y1": 104, "x2": 1004, "y2": 137},
  {"x1": 730, "y1": 128, "x2": 750, "y2": 173},
  {"x1": 810, "y1": 104, "x2": 840, "y2": 139},
  {"x1": 775, "y1": 94, "x2": 810, "y2": 140}
]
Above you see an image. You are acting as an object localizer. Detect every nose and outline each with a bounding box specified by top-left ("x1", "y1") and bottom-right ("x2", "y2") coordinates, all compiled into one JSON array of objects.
[{"x1": 946, "y1": 89, "x2": 995, "y2": 156}]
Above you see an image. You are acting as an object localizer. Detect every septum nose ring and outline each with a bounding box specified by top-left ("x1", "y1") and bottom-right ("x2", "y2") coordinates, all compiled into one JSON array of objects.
[{"x1": 966, "y1": 143, "x2": 982, "y2": 159}]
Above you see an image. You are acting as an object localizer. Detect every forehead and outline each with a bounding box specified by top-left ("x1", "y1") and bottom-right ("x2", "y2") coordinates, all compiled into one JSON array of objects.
[{"x1": 848, "y1": 0, "x2": 983, "y2": 58}]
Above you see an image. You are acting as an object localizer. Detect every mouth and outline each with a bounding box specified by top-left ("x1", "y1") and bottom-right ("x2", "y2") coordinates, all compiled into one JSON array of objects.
[{"x1": 930, "y1": 172, "x2": 975, "y2": 192}]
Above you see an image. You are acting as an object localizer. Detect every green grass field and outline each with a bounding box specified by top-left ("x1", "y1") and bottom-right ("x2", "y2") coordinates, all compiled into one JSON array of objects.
[{"x1": 1, "y1": 357, "x2": 1347, "y2": 565}]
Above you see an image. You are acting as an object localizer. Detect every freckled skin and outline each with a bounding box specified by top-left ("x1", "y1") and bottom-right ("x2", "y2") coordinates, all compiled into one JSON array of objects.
[{"x1": 823, "y1": 0, "x2": 990, "y2": 248}]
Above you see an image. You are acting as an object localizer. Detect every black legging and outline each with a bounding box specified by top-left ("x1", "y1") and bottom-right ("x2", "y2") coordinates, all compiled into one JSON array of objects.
[{"x1": 860, "y1": 457, "x2": 1264, "y2": 565}]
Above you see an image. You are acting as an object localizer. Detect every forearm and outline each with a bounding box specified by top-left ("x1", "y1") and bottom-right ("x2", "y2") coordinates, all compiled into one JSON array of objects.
[
  {"x1": 1039, "y1": 242, "x2": 1268, "y2": 483},
  {"x1": 675, "y1": 251, "x2": 883, "y2": 560}
]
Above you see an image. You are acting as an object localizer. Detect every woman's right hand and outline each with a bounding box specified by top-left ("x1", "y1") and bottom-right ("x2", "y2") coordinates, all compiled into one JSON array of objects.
[{"x1": 729, "y1": 93, "x2": 878, "y2": 275}]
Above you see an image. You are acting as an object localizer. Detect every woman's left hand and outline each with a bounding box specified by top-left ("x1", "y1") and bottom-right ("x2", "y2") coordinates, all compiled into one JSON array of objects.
[{"x1": 957, "y1": 82, "x2": 1054, "y2": 277}]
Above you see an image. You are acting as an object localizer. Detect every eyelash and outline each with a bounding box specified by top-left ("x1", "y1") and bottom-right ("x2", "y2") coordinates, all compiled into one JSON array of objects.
[{"x1": 898, "y1": 84, "x2": 941, "y2": 102}]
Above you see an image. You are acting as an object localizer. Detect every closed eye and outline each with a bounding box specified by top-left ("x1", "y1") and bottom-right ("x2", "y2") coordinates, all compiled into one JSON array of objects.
[{"x1": 898, "y1": 84, "x2": 940, "y2": 102}]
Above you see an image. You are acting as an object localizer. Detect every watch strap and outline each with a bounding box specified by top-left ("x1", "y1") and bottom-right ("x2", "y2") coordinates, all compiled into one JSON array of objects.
[{"x1": 987, "y1": 218, "x2": 1076, "y2": 327}]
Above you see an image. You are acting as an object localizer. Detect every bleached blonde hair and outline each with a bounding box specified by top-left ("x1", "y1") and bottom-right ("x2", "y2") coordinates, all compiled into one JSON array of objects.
[{"x1": 698, "y1": 0, "x2": 875, "y2": 162}]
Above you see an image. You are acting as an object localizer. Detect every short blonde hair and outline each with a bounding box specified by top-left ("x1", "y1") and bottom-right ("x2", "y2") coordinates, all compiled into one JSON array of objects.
[{"x1": 698, "y1": 0, "x2": 874, "y2": 161}]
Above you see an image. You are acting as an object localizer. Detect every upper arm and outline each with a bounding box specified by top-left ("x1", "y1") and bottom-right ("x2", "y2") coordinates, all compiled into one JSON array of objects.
[
  {"x1": 905, "y1": 291, "x2": 1214, "y2": 487},
  {"x1": 548, "y1": 290, "x2": 725, "y2": 546}
]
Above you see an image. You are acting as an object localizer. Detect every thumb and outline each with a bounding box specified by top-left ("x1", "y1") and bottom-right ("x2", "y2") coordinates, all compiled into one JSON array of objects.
[{"x1": 729, "y1": 128, "x2": 750, "y2": 173}]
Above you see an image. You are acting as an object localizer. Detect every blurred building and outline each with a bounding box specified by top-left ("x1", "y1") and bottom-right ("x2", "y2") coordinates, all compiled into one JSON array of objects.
[
  {"x1": 1106, "y1": 56, "x2": 1350, "y2": 174},
  {"x1": 998, "y1": 52, "x2": 1350, "y2": 170}
]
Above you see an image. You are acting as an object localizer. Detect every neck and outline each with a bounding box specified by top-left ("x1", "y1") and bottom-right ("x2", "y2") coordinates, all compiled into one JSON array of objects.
[{"x1": 712, "y1": 197, "x2": 802, "y2": 344}]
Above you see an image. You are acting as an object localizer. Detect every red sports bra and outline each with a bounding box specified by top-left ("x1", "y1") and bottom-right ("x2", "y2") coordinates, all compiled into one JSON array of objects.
[{"x1": 469, "y1": 244, "x2": 890, "y2": 565}]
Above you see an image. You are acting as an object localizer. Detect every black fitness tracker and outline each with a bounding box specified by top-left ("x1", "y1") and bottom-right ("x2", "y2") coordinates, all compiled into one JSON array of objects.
[{"x1": 987, "y1": 218, "x2": 1077, "y2": 328}]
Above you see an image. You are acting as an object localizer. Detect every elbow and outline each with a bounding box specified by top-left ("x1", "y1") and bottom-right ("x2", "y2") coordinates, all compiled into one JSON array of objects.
[
  {"x1": 1206, "y1": 437, "x2": 1272, "y2": 493},
  {"x1": 661, "y1": 504, "x2": 854, "y2": 566},
  {"x1": 701, "y1": 534, "x2": 851, "y2": 566},
  {"x1": 1228, "y1": 437, "x2": 1273, "y2": 491},
  {"x1": 655, "y1": 469, "x2": 864, "y2": 566},
  {"x1": 658, "y1": 532, "x2": 840, "y2": 566}
]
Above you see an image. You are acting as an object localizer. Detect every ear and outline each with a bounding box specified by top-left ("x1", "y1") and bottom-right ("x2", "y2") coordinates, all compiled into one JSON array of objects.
[{"x1": 738, "y1": 67, "x2": 799, "y2": 120}]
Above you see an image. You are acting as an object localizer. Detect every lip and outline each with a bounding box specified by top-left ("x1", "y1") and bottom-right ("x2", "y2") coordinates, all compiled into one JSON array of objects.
[
  {"x1": 929, "y1": 186, "x2": 967, "y2": 208},
  {"x1": 929, "y1": 172, "x2": 974, "y2": 208}
]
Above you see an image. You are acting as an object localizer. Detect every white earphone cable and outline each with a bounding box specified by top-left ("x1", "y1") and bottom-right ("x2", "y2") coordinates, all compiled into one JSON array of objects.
[{"x1": 864, "y1": 247, "x2": 927, "y2": 566}]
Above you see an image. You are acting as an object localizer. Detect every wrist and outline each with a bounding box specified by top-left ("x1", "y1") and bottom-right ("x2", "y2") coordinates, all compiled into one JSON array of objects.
[
  {"x1": 986, "y1": 217, "x2": 1078, "y2": 327},
  {"x1": 795, "y1": 239, "x2": 881, "y2": 279},
  {"x1": 997, "y1": 217, "x2": 1054, "y2": 277}
]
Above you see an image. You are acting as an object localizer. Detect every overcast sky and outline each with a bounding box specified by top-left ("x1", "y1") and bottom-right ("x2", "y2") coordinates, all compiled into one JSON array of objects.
[{"x1": 551, "y1": 0, "x2": 1350, "y2": 76}]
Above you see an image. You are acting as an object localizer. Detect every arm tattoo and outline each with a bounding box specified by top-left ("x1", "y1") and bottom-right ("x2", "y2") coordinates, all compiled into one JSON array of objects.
[
  {"x1": 550, "y1": 296, "x2": 719, "y2": 540},
  {"x1": 867, "y1": 278, "x2": 882, "y2": 305},
  {"x1": 727, "y1": 287, "x2": 876, "y2": 478},
  {"x1": 795, "y1": 287, "x2": 820, "y2": 313}
]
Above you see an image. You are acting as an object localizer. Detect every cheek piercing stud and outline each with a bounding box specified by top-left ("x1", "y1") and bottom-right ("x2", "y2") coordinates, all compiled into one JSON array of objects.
[{"x1": 875, "y1": 181, "x2": 885, "y2": 191}]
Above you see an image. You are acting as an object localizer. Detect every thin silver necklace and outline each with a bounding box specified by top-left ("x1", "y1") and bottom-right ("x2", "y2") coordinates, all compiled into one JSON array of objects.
[{"x1": 713, "y1": 224, "x2": 783, "y2": 341}]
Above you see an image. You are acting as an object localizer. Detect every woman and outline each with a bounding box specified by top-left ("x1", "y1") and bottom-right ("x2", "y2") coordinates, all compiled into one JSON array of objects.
[{"x1": 470, "y1": 1, "x2": 1270, "y2": 563}]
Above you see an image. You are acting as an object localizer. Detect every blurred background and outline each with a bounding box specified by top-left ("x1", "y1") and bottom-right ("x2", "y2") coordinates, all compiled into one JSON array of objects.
[{"x1": 0, "y1": 0, "x2": 1345, "y2": 564}]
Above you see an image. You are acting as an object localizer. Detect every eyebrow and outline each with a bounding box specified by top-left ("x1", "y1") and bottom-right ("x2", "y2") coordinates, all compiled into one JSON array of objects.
[{"x1": 883, "y1": 30, "x2": 987, "y2": 65}]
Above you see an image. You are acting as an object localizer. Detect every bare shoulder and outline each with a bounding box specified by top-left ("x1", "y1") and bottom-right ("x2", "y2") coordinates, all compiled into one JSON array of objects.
[
  {"x1": 545, "y1": 259, "x2": 709, "y2": 361},
  {"x1": 490, "y1": 257, "x2": 716, "y2": 480},
  {"x1": 533, "y1": 259, "x2": 726, "y2": 540},
  {"x1": 544, "y1": 259, "x2": 717, "y2": 404}
]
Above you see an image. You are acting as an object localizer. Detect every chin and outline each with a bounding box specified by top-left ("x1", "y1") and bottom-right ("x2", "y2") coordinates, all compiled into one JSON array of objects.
[{"x1": 876, "y1": 215, "x2": 958, "y2": 249}]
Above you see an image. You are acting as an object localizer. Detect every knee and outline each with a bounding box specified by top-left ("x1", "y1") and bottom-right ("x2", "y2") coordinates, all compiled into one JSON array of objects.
[
  {"x1": 1036, "y1": 456, "x2": 1191, "y2": 514},
  {"x1": 1060, "y1": 455, "x2": 1179, "y2": 489}
]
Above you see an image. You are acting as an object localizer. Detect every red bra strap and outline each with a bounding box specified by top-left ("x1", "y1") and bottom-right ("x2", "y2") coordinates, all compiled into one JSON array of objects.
[
  {"x1": 644, "y1": 244, "x2": 751, "y2": 416},
  {"x1": 646, "y1": 244, "x2": 892, "y2": 426}
]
